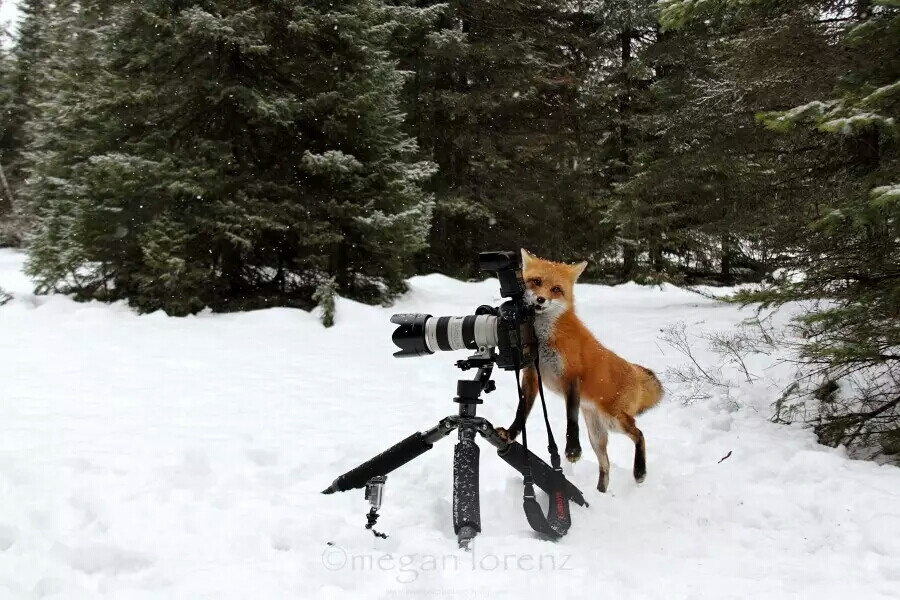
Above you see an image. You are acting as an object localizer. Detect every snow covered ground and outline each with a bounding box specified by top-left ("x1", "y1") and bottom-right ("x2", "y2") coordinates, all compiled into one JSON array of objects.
[{"x1": 1, "y1": 248, "x2": 899, "y2": 600}]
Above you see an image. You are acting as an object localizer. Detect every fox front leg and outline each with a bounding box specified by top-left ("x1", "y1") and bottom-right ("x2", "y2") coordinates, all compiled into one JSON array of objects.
[
  {"x1": 496, "y1": 367, "x2": 538, "y2": 442},
  {"x1": 565, "y1": 380, "x2": 582, "y2": 462}
]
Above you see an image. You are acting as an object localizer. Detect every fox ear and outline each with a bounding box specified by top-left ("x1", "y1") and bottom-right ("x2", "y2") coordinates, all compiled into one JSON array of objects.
[
  {"x1": 570, "y1": 260, "x2": 588, "y2": 280},
  {"x1": 520, "y1": 248, "x2": 534, "y2": 268}
]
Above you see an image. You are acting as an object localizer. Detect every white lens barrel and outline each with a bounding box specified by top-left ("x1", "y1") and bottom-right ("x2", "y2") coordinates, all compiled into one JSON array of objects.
[{"x1": 423, "y1": 314, "x2": 498, "y2": 352}]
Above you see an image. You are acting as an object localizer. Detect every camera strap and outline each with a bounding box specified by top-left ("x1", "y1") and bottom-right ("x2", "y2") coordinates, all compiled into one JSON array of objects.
[{"x1": 514, "y1": 360, "x2": 572, "y2": 539}]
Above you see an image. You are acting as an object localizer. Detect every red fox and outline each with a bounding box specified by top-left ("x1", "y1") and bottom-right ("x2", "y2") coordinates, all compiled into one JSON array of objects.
[{"x1": 497, "y1": 249, "x2": 664, "y2": 492}]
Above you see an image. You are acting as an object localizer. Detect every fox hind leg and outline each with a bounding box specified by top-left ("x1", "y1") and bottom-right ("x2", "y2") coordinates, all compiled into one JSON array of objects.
[
  {"x1": 583, "y1": 408, "x2": 610, "y2": 492},
  {"x1": 617, "y1": 414, "x2": 646, "y2": 483}
]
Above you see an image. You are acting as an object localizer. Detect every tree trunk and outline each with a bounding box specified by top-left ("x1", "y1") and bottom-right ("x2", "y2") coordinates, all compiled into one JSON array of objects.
[
  {"x1": 618, "y1": 29, "x2": 633, "y2": 155},
  {"x1": 618, "y1": 29, "x2": 636, "y2": 282},
  {"x1": 649, "y1": 230, "x2": 664, "y2": 272},
  {"x1": 622, "y1": 244, "x2": 637, "y2": 280},
  {"x1": 331, "y1": 239, "x2": 351, "y2": 294},
  {"x1": 0, "y1": 160, "x2": 14, "y2": 215},
  {"x1": 720, "y1": 233, "x2": 733, "y2": 283}
]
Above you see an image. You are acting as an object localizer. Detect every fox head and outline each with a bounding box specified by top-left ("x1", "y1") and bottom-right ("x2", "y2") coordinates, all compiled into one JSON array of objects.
[{"x1": 520, "y1": 249, "x2": 587, "y2": 318}]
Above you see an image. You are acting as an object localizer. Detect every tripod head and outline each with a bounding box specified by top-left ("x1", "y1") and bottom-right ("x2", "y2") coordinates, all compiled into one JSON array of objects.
[
  {"x1": 455, "y1": 347, "x2": 497, "y2": 405},
  {"x1": 455, "y1": 345, "x2": 495, "y2": 371}
]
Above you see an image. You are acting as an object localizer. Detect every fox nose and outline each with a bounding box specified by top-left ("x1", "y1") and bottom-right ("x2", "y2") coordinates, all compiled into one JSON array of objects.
[{"x1": 536, "y1": 296, "x2": 546, "y2": 305}]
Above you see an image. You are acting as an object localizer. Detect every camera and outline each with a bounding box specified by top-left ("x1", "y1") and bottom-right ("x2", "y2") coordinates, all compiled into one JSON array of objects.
[{"x1": 390, "y1": 251, "x2": 537, "y2": 371}]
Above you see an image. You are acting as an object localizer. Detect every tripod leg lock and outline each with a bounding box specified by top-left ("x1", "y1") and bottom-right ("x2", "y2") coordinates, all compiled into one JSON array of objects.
[{"x1": 365, "y1": 476, "x2": 387, "y2": 511}]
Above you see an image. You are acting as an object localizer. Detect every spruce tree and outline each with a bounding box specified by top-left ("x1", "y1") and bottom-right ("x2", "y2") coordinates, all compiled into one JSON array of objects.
[
  {"x1": 20, "y1": 0, "x2": 109, "y2": 279},
  {"x1": 390, "y1": 0, "x2": 610, "y2": 276},
  {"x1": 26, "y1": 0, "x2": 434, "y2": 316},
  {"x1": 582, "y1": 0, "x2": 662, "y2": 280},
  {"x1": 0, "y1": 37, "x2": 13, "y2": 222},
  {"x1": 0, "y1": 0, "x2": 49, "y2": 203},
  {"x1": 753, "y1": 0, "x2": 900, "y2": 458},
  {"x1": 646, "y1": 1, "x2": 847, "y2": 283},
  {"x1": 662, "y1": 0, "x2": 900, "y2": 459}
]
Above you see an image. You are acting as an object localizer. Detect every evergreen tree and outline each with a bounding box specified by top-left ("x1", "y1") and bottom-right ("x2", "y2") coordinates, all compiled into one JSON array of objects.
[
  {"x1": 390, "y1": 1, "x2": 611, "y2": 276},
  {"x1": 662, "y1": 0, "x2": 900, "y2": 459},
  {"x1": 627, "y1": 1, "x2": 841, "y2": 283},
  {"x1": 0, "y1": 0, "x2": 49, "y2": 204},
  {"x1": 25, "y1": 0, "x2": 434, "y2": 315},
  {"x1": 19, "y1": 0, "x2": 110, "y2": 275},
  {"x1": 0, "y1": 36, "x2": 14, "y2": 224},
  {"x1": 584, "y1": 0, "x2": 662, "y2": 280},
  {"x1": 753, "y1": 0, "x2": 900, "y2": 458}
]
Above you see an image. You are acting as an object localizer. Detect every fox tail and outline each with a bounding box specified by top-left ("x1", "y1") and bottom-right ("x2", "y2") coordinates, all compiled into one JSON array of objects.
[{"x1": 635, "y1": 365, "x2": 664, "y2": 415}]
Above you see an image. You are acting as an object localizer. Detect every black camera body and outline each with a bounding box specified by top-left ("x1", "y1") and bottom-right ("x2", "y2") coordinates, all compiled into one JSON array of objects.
[
  {"x1": 477, "y1": 251, "x2": 537, "y2": 371},
  {"x1": 390, "y1": 251, "x2": 537, "y2": 371}
]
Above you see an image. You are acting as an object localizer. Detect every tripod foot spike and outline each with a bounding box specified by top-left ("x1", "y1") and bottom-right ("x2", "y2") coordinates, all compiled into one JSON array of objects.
[{"x1": 457, "y1": 525, "x2": 477, "y2": 550}]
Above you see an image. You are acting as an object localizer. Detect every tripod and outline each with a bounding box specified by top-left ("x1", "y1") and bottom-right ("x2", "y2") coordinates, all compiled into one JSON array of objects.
[{"x1": 322, "y1": 349, "x2": 588, "y2": 548}]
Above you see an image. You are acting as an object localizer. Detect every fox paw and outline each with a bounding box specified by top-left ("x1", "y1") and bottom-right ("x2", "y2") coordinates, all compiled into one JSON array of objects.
[
  {"x1": 565, "y1": 445, "x2": 582, "y2": 463},
  {"x1": 495, "y1": 427, "x2": 511, "y2": 443},
  {"x1": 597, "y1": 472, "x2": 609, "y2": 493}
]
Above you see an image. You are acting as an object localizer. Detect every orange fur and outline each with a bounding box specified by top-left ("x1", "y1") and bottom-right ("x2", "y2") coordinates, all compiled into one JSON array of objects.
[
  {"x1": 498, "y1": 249, "x2": 664, "y2": 492},
  {"x1": 544, "y1": 310, "x2": 663, "y2": 419}
]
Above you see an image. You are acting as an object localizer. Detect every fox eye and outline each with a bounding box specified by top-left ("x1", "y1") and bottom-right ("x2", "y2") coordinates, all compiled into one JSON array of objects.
[
  {"x1": 531, "y1": 278, "x2": 542, "y2": 287},
  {"x1": 551, "y1": 286, "x2": 562, "y2": 294}
]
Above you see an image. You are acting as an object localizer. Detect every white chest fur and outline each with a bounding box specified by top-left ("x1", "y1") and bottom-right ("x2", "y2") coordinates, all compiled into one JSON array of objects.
[{"x1": 533, "y1": 313, "x2": 564, "y2": 387}]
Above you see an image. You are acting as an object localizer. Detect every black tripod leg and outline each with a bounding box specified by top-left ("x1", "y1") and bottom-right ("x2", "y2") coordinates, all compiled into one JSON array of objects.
[
  {"x1": 322, "y1": 419, "x2": 456, "y2": 494},
  {"x1": 498, "y1": 441, "x2": 589, "y2": 507},
  {"x1": 478, "y1": 423, "x2": 589, "y2": 508},
  {"x1": 453, "y1": 425, "x2": 481, "y2": 549}
]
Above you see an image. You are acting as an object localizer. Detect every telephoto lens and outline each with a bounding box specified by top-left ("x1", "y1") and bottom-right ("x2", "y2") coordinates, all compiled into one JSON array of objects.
[{"x1": 390, "y1": 313, "x2": 499, "y2": 357}]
